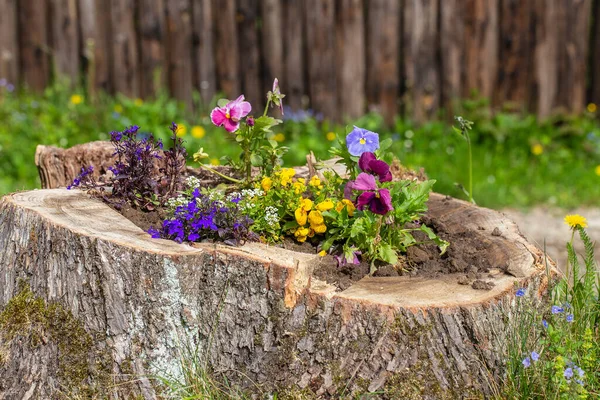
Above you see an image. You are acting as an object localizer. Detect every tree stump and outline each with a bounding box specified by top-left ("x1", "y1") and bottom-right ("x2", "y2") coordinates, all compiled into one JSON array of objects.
[{"x1": 0, "y1": 184, "x2": 552, "y2": 399}]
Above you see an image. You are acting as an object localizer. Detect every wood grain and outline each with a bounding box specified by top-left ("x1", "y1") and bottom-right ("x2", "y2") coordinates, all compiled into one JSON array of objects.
[
  {"x1": 18, "y1": 0, "x2": 50, "y2": 92},
  {"x1": 110, "y1": 0, "x2": 139, "y2": 97},
  {"x1": 49, "y1": 0, "x2": 80, "y2": 84},
  {"x1": 166, "y1": 0, "x2": 194, "y2": 109},
  {"x1": 0, "y1": 0, "x2": 19, "y2": 85},
  {"x1": 139, "y1": 0, "x2": 166, "y2": 98}
]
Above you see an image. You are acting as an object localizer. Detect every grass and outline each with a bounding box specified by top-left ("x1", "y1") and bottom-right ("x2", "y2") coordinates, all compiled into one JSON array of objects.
[{"x1": 1, "y1": 84, "x2": 600, "y2": 210}]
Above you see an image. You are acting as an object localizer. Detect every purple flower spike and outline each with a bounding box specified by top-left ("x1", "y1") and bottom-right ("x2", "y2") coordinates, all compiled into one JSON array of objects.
[
  {"x1": 346, "y1": 126, "x2": 380, "y2": 156},
  {"x1": 358, "y1": 152, "x2": 392, "y2": 182}
]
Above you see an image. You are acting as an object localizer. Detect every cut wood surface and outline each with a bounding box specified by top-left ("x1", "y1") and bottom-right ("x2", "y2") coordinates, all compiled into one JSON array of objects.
[{"x1": 0, "y1": 184, "x2": 551, "y2": 398}]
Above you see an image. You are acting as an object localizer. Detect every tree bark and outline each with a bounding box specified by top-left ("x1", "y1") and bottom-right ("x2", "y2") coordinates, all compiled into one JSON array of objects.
[{"x1": 0, "y1": 184, "x2": 551, "y2": 398}]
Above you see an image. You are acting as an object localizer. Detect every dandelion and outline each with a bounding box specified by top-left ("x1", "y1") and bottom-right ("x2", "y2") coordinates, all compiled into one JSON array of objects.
[
  {"x1": 176, "y1": 124, "x2": 187, "y2": 137},
  {"x1": 587, "y1": 103, "x2": 597, "y2": 113},
  {"x1": 326, "y1": 132, "x2": 336, "y2": 141},
  {"x1": 70, "y1": 94, "x2": 83, "y2": 105},
  {"x1": 191, "y1": 126, "x2": 206, "y2": 139},
  {"x1": 531, "y1": 143, "x2": 543, "y2": 156},
  {"x1": 134, "y1": 98, "x2": 144, "y2": 106},
  {"x1": 210, "y1": 158, "x2": 220, "y2": 166},
  {"x1": 274, "y1": 133, "x2": 286, "y2": 142},
  {"x1": 564, "y1": 214, "x2": 587, "y2": 229},
  {"x1": 114, "y1": 104, "x2": 124, "y2": 113},
  {"x1": 522, "y1": 357, "x2": 531, "y2": 368},
  {"x1": 566, "y1": 314, "x2": 574, "y2": 323},
  {"x1": 346, "y1": 126, "x2": 380, "y2": 156},
  {"x1": 595, "y1": 165, "x2": 600, "y2": 176},
  {"x1": 552, "y1": 305, "x2": 565, "y2": 314},
  {"x1": 515, "y1": 288, "x2": 526, "y2": 297},
  {"x1": 210, "y1": 95, "x2": 252, "y2": 133}
]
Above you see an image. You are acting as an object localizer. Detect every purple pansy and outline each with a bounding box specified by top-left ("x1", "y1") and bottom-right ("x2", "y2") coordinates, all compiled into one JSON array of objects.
[
  {"x1": 358, "y1": 152, "x2": 392, "y2": 182},
  {"x1": 349, "y1": 173, "x2": 394, "y2": 215},
  {"x1": 210, "y1": 95, "x2": 252, "y2": 133},
  {"x1": 346, "y1": 126, "x2": 379, "y2": 156}
]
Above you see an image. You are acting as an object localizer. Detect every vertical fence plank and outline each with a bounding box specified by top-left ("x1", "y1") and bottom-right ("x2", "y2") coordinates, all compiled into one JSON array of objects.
[
  {"x1": 49, "y1": 0, "x2": 80, "y2": 84},
  {"x1": 78, "y1": 0, "x2": 113, "y2": 94},
  {"x1": 495, "y1": 0, "x2": 533, "y2": 110},
  {"x1": 166, "y1": 0, "x2": 193, "y2": 109},
  {"x1": 0, "y1": 0, "x2": 19, "y2": 86},
  {"x1": 404, "y1": 0, "x2": 439, "y2": 122},
  {"x1": 261, "y1": 0, "x2": 283, "y2": 86},
  {"x1": 237, "y1": 0, "x2": 263, "y2": 108},
  {"x1": 19, "y1": 0, "x2": 51, "y2": 92},
  {"x1": 213, "y1": 0, "x2": 240, "y2": 98},
  {"x1": 555, "y1": 0, "x2": 591, "y2": 114},
  {"x1": 139, "y1": 0, "x2": 165, "y2": 98},
  {"x1": 282, "y1": 0, "x2": 305, "y2": 111},
  {"x1": 463, "y1": 0, "x2": 498, "y2": 101},
  {"x1": 192, "y1": 0, "x2": 216, "y2": 105},
  {"x1": 440, "y1": 0, "x2": 464, "y2": 116},
  {"x1": 306, "y1": 0, "x2": 337, "y2": 120},
  {"x1": 110, "y1": 0, "x2": 139, "y2": 97},
  {"x1": 336, "y1": 0, "x2": 365, "y2": 121},
  {"x1": 591, "y1": 0, "x2": 600, "y2": 107},
  {"x1": 531, "y1": 0, "x2": 558, "y2": 118},
  {"x1": 366, "y1": 0, "x2": 400, "y2": 125}
]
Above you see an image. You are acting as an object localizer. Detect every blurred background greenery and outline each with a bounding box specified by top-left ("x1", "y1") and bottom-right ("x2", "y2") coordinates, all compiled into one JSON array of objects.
[{"x1": 1, "y1": 83, "x2": 599, "y2": 210}]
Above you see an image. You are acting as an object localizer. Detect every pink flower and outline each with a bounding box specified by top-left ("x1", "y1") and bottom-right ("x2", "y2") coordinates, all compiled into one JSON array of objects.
[
  {"x1": 347, "y1": 173, "x2": 394, "y2": 215},
  {"x1": 210, "y1": 95, "x2": 252, "y2": 133}
]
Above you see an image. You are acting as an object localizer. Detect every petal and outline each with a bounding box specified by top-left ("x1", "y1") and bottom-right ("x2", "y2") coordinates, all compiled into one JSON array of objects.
[
  {"x1": 210, "y1": 107, "x2": 227, "y2": 126},
  {"x1": 352, "y1": 173, "x2": 377, "y2": 191},
  {"x1": 343, "y1": 181, "x2": 355, "y2": 200},
  {"x1": 369, "y1": 159, "x2": 391, "y2": 180},
  {"x1": 370, "y1": 189, "x2": 394, "y2": 215},
  {"x1": 358, "y1": 152, "x2": 376, "y2": 172},
  {"x1": 356, "y1": 192, "x2": 376, "y2": 210},
  {"x1": 223, "y1": 118, "x2": 240, "y2": 132},
  {"x1": 230, "y1": 100, "x2": 252, "y2": 120},
  {"x1": 380, "y1": 170, "x2": 393, "y2": 182}
]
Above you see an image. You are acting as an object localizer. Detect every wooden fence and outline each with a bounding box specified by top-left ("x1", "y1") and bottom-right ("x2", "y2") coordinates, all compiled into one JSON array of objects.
[{"x1": 1, "y1": 0, "x2": 599, "y2": 123}]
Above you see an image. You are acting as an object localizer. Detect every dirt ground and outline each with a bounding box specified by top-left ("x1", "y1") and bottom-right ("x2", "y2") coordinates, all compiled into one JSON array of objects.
[{"x1": 502, "y1": 207, "x2": 600, "y2": 274}]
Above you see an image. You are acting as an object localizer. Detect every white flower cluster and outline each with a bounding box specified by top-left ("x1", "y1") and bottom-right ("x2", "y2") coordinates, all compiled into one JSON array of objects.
[
  {"x1": 240, "y1": 188, "x2": 264, "y2": 198},
  {"x1": 264, "y1": 206, "x2": 279, "y2": 227},
  {"x1": 166, "y1": 195, "x2": 187, "y2": 208},
  {"x1": 226, "y1": 192, "x2": 242, "y2": 202},
  {"x1": 185, "y1": 176, "x2": 201, "y2": 189}
]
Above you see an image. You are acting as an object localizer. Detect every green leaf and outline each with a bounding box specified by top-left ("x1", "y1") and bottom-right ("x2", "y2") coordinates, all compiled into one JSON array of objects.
[
  {"x1": 321, "y1": 236, "x2": 336, "y2": 252},
  {"x1": 419, "y1": 225, "x2": 449, "y2": 255},
  {"x1": 254, "y1": 116, "x2": 281, "y2": 135},
  {"x1": 217, "y1": 98, "x2": 229, "y2": 108},
  {"x1": 378, "y1": 243, "x2": 398, "y2": 265},
  {"x1": 379, "y1": 138, "x2": 393, "y2": 152},
  {"x1": 250, "y1": 153, "x2": 263, "y2": 166},
  {"x1": 268, "y1": 139, "x2": 278, "y2": 148},
  {"x1": 282, "y1": 220, "x2": 299, "y2": 231},
  {"x1": 235, "y1": 134, "x2": 245, "y2": 142}
]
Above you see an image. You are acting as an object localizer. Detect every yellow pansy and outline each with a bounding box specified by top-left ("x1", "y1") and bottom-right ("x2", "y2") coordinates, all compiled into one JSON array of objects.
[
  {"x1": 261, "y1": 176, "x2": 273, "y2": 192},
  {"x1": 70, "y1": 94, "x2": 83, "y2": 105},
  {"x1": 191, "y1": 125, "x2": 206, "y2": 139},
  {"x1": 531, "y1": 143, "x2": 543, "y2": 156},
  {"x1": 177, "y1": 124, "x2": 187, "y2": 137},
  {"x1": 114, "y1": 104, "x2": 124, "y2": 113},
  {"x1": 316, "y1": 199, "x2": 334, "y2": 212},
  {"x1": 326, "y1": 132, "x2": 336, "y2": 141},
  {"x1": 134, "y1": 98, "x2": 144, "y2": 106},
  {"x1": 564, "y1": 214, "x2": 587, "y2": 229}
]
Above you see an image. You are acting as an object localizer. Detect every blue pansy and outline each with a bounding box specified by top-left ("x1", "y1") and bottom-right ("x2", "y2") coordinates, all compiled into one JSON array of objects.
[{"x1": 346, "y1": 126, "x2": 379, "y2": 156}]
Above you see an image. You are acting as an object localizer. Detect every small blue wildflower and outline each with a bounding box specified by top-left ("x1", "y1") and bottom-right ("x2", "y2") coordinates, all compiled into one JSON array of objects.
[
  {"x1": 346, "y1": 126, "x2": 379, "y2": 156},
  {"x1": 576, "y1": 366, "x2": 585, "y2": 378},
  {"x1": 515, "y1": 288, "x2": 526, "y2": 297},
  {"x1": 576, "y1": 379, "x2": 584, "y2": 386},
  {"x1": 566, "y1": 314, "x2": 574, "y2": 323},
  {"x1": 188, "y1": 232, "x2": 200, "y2": 241},
  {"x1": 522, "y1": 357, "x2": 531, "y2": 368},
  {"x1": 531, "y1": 351, "x2": 539, "y2": 362},
  {"x1": 112, "y1": 111, "x2": 121, "y2": 119},
  {"x1": 551, "y1": 305, "x2": 564, "y2": 314},
  {"x1": 110, "y1": 130, "x2": 122, "y2": 141},
  {"x1": 147, "y1": 227, "x2": 161, "y2": 239},
  {"x1": 564, "y1": 367, "x2": 574, "y2": 380},
  {"x1": 563, "y1": 301, "x2": 571, "y2": 309},
  {"x1": 542, "y1": 319, "x2": 548, "y2": 329}
]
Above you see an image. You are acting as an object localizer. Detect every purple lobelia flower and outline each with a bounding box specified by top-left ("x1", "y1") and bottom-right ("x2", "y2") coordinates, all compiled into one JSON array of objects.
[
  {"x1": 210, "y1": 95, "x2": 252, "y2": 133},
  {"x1": 348, "y1": 173, "x2": 393, "y2": 215},
  {"x1": 346, "y1": 126, "x2": 379, "y2": 156},
  {"x1": 358, "y1": 152, "x2": 392, "y2": 182}
]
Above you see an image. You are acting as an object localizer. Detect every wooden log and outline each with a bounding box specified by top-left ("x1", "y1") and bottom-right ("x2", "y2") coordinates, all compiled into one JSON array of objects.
[
  {"x1": 404, "y1": 0, "x2": 440, "y2": 123},
  {"x1": 0, "y1": 0, "x2": 19, "y2": 86},
  {"x1": 0, "y1": 185, "x2": 551, "y2": 398},
  {"x1": 336, "y1": 0, "x2": 366, "y2": 121},
  {"x1": 18, "y1": 0, "x2": 50, "y2": 92},
  {"x1": 49, "y1": 0, "x2": 80, "y2": 85},
  {"x1": 463, "y1": 0, "x2": 498, "y2": 101},
  {"x1": 110, "y1": 0, "x2": 139, "y2": 97},
  {"x1": 305, "y1": 0, "x2": 337, "y2": 121},
  {"x1": 191, "y1": 0, "x2": 217, "y2": 105},
  {"x1": 282, "y1": 0, "x2": 306, "y2": 111},
  {"x1": 138, "y1": 0, "x2": 166, "y2": 98},
  {"x1": 213, "y1": 0, "x2": 240, "y2": 98},
  {"x1": 366, "y1": 0, "x2": 400, "y2": 125},
  {"x1": 166, "y1": 0, "x2": 194, "y2": 110},
  {"x1": 237, "y1": 0, "x2": 263, "y2": 109}
]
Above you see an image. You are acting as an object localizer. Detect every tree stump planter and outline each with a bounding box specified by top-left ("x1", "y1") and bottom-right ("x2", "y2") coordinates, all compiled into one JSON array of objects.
[{"x1": 0, "y1": 185, "x2": 552, "y2": 399}]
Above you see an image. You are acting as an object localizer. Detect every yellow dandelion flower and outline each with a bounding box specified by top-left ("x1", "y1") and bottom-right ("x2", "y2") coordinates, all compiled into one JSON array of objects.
[
  {"x1": 210, "y1": 158, "x2": 220, "y2": 166},
  {"x1": 587, "y1": 103, "x2": 597, "y2": 113},
  {"x1": 318, "y1": 250, "x2": 327, "y2": 257},
  {"x1": 191, "y1": 125, "x2": 206, "y2": 139},
  {"x1": 70, "y1": 94, "x2": 83, "y2": 105},
  {"x1": 177, "y1": 124, "x2": 187, "y2": 137},
  {"x1": 316, "y1": 199, "x2": 334, "y2": 212},
  {"x1": 274, "y1": 133, "x2": 286, "y2": 142},
  {"x1": 564, "y1": 214, "x2": 587, "y2": 229},
  {"x1": 134, "y1": 98, "x2": 144, "y2": 106},
  {"x1": 114, "y1": 104, "x2": 124, "y2": 113},
  {"x1": 595, "y1": 165, "x2": 600, "y2": 176},
  {"x1": 261, "y1": 176, "x2": 273, "y2": 192},
  {"x1": 326, "y1": 132, "x2": 336, "y2": 141},
  {"x1": 531, "y1": 144, "x2": 543, "y2": 156}
]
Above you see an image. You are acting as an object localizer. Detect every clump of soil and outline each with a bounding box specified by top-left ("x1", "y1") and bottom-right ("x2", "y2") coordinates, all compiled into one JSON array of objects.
[{"x1": 115, "y1": 202, "x2": 166, "y2": 233}]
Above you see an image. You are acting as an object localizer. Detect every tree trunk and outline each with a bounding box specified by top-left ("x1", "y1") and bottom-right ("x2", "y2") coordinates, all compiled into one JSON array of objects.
[{"x1": 0, "y1": 181, "x2": 552, "y2": 399}]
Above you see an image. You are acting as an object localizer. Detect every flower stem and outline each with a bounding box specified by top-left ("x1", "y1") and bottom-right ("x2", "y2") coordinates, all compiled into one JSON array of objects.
[
  {"x1": 198, "y1": 163, "x2": 243, "y2": 184},
  {"x1": 465, "y1": 129, "x2": 474, "y2": 204},
  {"x1": 263, "y1": 98, "x2": 271, "y2": 117}
]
